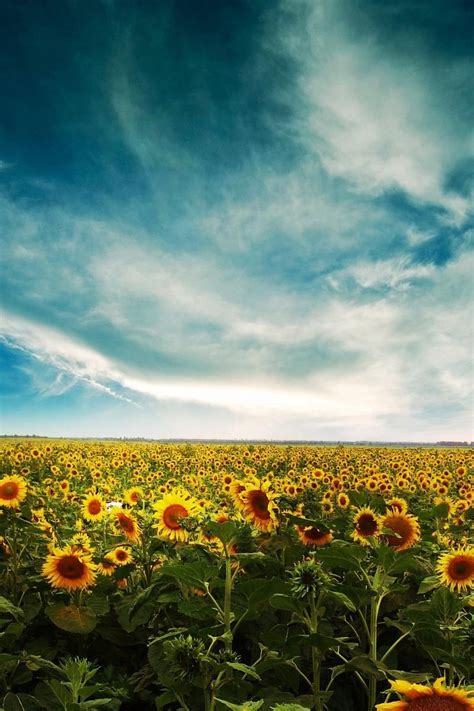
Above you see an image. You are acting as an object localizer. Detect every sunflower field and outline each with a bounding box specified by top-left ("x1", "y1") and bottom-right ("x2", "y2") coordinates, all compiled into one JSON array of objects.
[{"x1": 0, "y1": 440, "x2": 473, "y2": 711}]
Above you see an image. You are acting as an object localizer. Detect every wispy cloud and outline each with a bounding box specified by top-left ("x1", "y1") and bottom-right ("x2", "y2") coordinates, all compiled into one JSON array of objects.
[
  {"x1": 277, "y1": 0, "x2": 473, "y2": 224},
  {"x1": 0, "y1": 0, "x2": 472, "y2": 439}
]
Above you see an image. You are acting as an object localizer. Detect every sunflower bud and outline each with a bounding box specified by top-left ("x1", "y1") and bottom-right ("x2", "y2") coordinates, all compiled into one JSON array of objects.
[{"x1": 290, "y1": 558, "x2": 331, "y2": 599}]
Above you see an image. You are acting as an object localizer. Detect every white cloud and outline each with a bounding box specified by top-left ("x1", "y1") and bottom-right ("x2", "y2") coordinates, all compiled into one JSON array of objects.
[
  {"x1": 278, "y1": 1, "x2": 473, "y2": 224},
  {"x1": 328, "y1": 256, "x2": 435, "y2": 291},
  {"x1": 0, "y1": 309, "x2": 409, "y2": 420},
  {"x1": 406, "y1": 226, "x2": 436, "y2": 247}
]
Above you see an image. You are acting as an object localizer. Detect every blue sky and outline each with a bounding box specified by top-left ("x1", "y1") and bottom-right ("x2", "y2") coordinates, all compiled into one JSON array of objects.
[{"x1": 0, "y1": 0, "x2": 473, "y2": 441}]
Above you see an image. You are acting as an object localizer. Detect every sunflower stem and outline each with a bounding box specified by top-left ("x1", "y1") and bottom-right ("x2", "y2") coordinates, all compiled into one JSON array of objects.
[
  {"x1": 380, "y1": 630, "x2": 411, "y2": 663},
  {"x1": 223, "y1": 546, "x2": 233, "y2": 677},
  {"x1": 367, "y1": 590, "x2": 381, "y2": 711},
  {"x1": 309, "y1": 592, "x2": 324, "y2": 711}
]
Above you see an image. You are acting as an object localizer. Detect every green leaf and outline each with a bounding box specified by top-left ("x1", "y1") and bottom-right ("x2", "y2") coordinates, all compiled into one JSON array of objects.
[
  {"x1": 47, "y1": 679, "x2": 71, "y2": 706},
  {"x1": 159, "y1": 561, "x2": 217, "y2": 588},
  {"x1": 86, "y1": 593, "x2": 110, "y2": 617},
  {"x1": 347, "y1": 491, "x2": 367, "y2": 508},
  {"x1": 0, "y1": 597, "x2": 24, "y2": 622},
  {"x1": 149, "y1": 627, "x2": 188, "y2": 645},
  {"x1": 204, "y1": 521, "x2": 238, "y2": 545},
  {"x1": 31, "y1": 682, "x2": 62, "y2": 711},
  {"x1": 315, "y1": 543, "x2": 364, "y2": 571},
  {"x1": 3, "y1": 693, "x2": 40, "y2": 711},
  {"x1": 326, "y1": 590, "x2": 356, "y2": 612},
  {"x1": 23, "y1": 654, "x2": 61, "y2": 673},
  {"x1": 77, "y1": 700, "x2": 112, "y2": 708},
  {"x1": 128, "y1": 584, "x2": 159, "y2": 620},
  {"x1": 343, "y1": 655, "x2": 387, "y2": 677},
  {"x1": 21, "y1": 593, "x2": 42, "y2": 624},
  {"x1": 115, "y1": 597, "x2": 154, "y2": 632},
  {"x1": 225, "y1": 662, "x2": 261, "y2": 680},
  {"x1": 418, "y1": 575, "x2": 440, "y2": 594},
  {"x1": 216, "y1": 701, "x2": 264, "y2": 710},
  {"x1": 269, "y1": 595, "x2": 303, "y2": 614},
  {"x1": 45, "y1": 604, "x2": 97, "y2": 634},
  {"x1": 155, "y1": 691, "x2": 176, "y2": 709},
  {"x1": 0, "y1": 621, "x2": 25, "y2": 643},
  {"x1": 385, "y1": 670, "x2": 432, "y2": 682},
  {"x1": 430, "y1": 587, "x2": 461, "y2": 622},
  {"x1": 433, "y1": 502, "x2": 450, "y2": 519},
  {"x1": 306, "y1": 633, "x2": 351, "y2": 653}
]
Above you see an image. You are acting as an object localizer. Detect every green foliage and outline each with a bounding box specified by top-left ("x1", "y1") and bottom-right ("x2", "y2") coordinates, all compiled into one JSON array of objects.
[{"x1": 1, "y1": 440, "x2": 472, "y2": 710}]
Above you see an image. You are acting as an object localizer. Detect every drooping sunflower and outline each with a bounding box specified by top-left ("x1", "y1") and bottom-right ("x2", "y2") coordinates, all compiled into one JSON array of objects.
[
  {"x1": 153, "y1": 490, "x2": 198, "y2": 542},
  {"x1": 241, "y1": 481, "x2": 278, "y2": 532},
  {"x1": 0, "y1": 475, "x2": 27, "y2": 508},
  {"x1": 352, "y1": 507, "x2": 380, "y2": 545},
  {"x1": 297, "y1": 525, "x2": 333, "y2": 547},
  {"x1": 113, "y1": 509, "x2": 141, "y2": 542},
  {"x1": 437, "y1": 547, "x2": 474, "y2": 593},
  {"x1": 376, "y1": 677, "x2": 474, "y2": 710},
  {"x1": 381, "y1": 511, "x2": 420, "y2": 552},
  {"x1": 82, "y1": 494, "x2": 106, "y2": 521},
  {"x1": 42, "y1": 546, "x2": 97, "y2": 591}
]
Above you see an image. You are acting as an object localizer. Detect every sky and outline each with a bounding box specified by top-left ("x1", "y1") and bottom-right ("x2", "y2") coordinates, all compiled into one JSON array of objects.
[{"x1": 0, "y1": 0, "x2": 473, "y2": 441}]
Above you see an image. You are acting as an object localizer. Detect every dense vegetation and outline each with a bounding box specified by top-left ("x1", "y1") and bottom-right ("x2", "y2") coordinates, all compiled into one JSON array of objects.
[{"x1": 0, "y1": 440, "x2": 473, "y2": 710}]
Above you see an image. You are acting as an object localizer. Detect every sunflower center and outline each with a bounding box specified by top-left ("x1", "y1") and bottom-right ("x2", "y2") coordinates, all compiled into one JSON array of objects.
[
  {"x1": 163, "y1": 504, "x2": 188, "y2": 530},
  {"x1": 305, "y1": 527, "x2": 325, "y2": 540},
  {"x1": 383, "y1": 516, "x2": 412, "y2": 547},
  {"x1": 408, "y1": 696, "x2": 468, "y2": 710},
  {"x1": 57, "y1": 555, "x2": 86, "y2": 580},
  {"x1": 248, "y1": 490, "x2": 270, "y2": 519},
  {"x1": 358, "y1": 514, "x2": 378, "y2": 535},
  {"x1": 118, "y1": 514, "x2": 134, "y2": 531},
  {"x1": 116, "y1": 550, "x2": 128, "y2": 561},
  {"x1": 448, "y1": 557, "x2": 472, "y2": 580},
  {"x1": 88, "y1": 500, "x2": 102, "y2": 515},
  {"x1": 0, "y1": 483, "x2": 19, "y2": 499}
]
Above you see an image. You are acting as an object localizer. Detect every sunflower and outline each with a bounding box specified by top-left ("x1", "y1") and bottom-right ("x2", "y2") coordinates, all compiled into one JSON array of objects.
[
  {"x1": 386, "y1": 497, "x2": 408, "y2": 514},
  {"x1": 153, "y1": 490, "x2": 198, "y2": 542},
  {"x1": 337, "y1": 492, "x2": 350, "y2": 509},
  {"x1": 97, "y1": 558, "x2": 116, "y2": 576},
  {"x1": 124, "y1": 487, "x2": 144, "y2": 506},
  {"x1": 376, "y1": 677, "x2": 474, "y2": 710},
  {"x1": 229, "y1": 480, "x2": 248, "y2": 510},
  {"x1": 69, "y1": 532, "x2": 95, "y2": 554},
  {"x1": 0, "y1": 475, "x2": 27, "y2": 508},
  {"x1": 352, "y1": 507, "x2": 380, "y2": 545},
  {"x1": 241, "y1": 481, "x2": 278, "y2": 532},
  {"x1": 82, "y1": 494, "x2": 106, "y2": 521},
  {"x1": 113, "y1": 510, "x2": 141, "y2": 542},
  {"x1": 437, "y1": 547, "x2": 474, "y2": 593},
  {"x1": 42, "y1": 546, "x2": 97, "y2": 591},
  {"x1": 107, "y1": 547, "x2": 133, "y2": 566},
  {"x1": 297, "y1": 525, "x2": 333, "y2": 547},
  {"x1": 381, "y1": 511, "x2": 420, "y2": 552},
  {"x1": 58, "y1": 480, "x2": 70, "y2": 495}
]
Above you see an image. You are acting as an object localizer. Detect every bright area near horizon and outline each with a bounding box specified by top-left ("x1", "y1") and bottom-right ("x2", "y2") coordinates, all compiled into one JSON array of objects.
[{"x1": 0, "y1": 0, "x2": 473, "y2": 441}]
